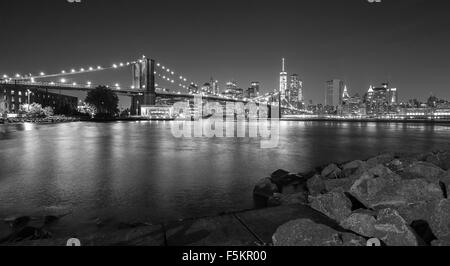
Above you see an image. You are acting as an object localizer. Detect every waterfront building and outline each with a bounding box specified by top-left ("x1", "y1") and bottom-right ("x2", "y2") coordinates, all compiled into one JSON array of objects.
[
  {"x1": 389, "y1": 88, "x2": 398, "y2": 105},
  {"x1": 140, "y1": 105, "x2": 173, "y2": 119},
  {"x1": 325, "y1": 79, "x2": 345, "y2": 107},
  {"x1": 0, "y1": 86, "x2": 78, "y2": 115}
]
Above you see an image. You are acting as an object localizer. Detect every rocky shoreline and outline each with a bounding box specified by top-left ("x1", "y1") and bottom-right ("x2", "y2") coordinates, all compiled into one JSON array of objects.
[
  {"x1": 2, "y1": 150, "x2": 450, "y2": 246},
  {"x1": 254, "y1": 150, "x2": 450, "y2": 246}
]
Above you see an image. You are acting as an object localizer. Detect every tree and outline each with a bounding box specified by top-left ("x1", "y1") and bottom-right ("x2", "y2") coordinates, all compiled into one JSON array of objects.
[
  {"x1": 85, "y1": 86, "x2": 119, "y2": 117},
  {"x1": 0, "y1": 99, "x2": 6, "y2": 118},
  {"x1": 43, "y1": 106, "x2": 54, "y2": 117}
]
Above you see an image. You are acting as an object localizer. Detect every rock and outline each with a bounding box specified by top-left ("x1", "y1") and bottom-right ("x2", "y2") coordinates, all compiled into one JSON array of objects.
[
  {"x1": 350, "y1": 166, "x2": 442, "y2": 209},
  {"x1": 367, "y1": 164, "x2": 399, "y2": 179},
  {"x1": 430, "y1": 199, "x2": 450, "y2": 239},
  {"x1": 272, "y1": 219, "x2": 365, "y2": 246},
  {"x1": 395, "y1": 201, "x2": 438, "y2": 224},
  {"x1": 310, "y1": 191, "x2": 352, "y2": 223},
  {"x1": 268, "y1": 192, "x2": 308, "y2": 207},
  {"x1": 321, "y1": 164, "x2": 341, "y2": 180},
  {"x1": 280, "y1": 192, "x2": 308, "y2": 205},
  {"x1": 432, "y1": 240, "x2": 450, "y2": 246},
  {"x1": 280, "y1": 181, "x2": 307, "y2": 195},
  {"x1": 340, "y1": 160, "x2": 367, "y2": 178},
  {"x1": 4, "y1": 216, "x2": 31, "y2": 231},
  {"x1": 373, "y1": 208, "x2": 419, "y2": 246},
  {"x1": 270, "y1": 169, "x2": 290, "y2": 186},
  {"x1": 324, "y1": 178, "x2": 353, "y2": 193},
  {"x1": 425, "y1": 151, "x2": 450, "y2": 171},
  {"x1": 366, "y1": 153, "x2": 395, "y2": 168},
  {"x1": 349, "y1": 166, "x2": 400, "y2": 208},
  {"x1": 306, "y1": 175, "x2": 326, "y2": 196},
  {"x1": 340, "y1": 212, "x2": 376, "y2": 238},
  {"x1": 401, "y1": 162, "x2": 447, "y2": 181},
  {"x1": 254, "y1": 177, "x2": 279, "y2": 200},
  {"x1": 271, "y1": 172, "x2": 305, "y2": 189},
  {"x1": 271, "y1": 169, "x2": 290, "y2": 180}
]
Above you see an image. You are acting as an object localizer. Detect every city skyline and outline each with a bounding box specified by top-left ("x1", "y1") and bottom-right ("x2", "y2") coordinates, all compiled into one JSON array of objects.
[{"x1": 1, "y1": 0, "x2": 450, "y2": 104}]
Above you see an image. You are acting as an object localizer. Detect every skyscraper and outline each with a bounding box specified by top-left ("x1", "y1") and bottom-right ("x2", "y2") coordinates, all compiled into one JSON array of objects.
[
  {"x1": 251, "y1": 82, "x2": 260, "y2": 96},
  {"x1": 279, "y1": 58, "x2": 288, "y2": 100},
  {"x1": 325, "y1": 79, "x2": 345, "y2": 107},
  {"x1": 388, "y1": 88, "x2": 398, "y2": 105},
  {"x1": 210, "y1": 77, "x2": 219, "y2": 94},
  {"x1": 289, "y1": 74, "x2": 303, "y2": 106},
  {"x1": 247, "y1": 82, "x2": 260, "y2": 98}
]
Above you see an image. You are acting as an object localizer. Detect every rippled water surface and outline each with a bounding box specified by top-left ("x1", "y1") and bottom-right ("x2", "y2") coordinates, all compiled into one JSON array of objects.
[{"x1": 1, "y1": 121, "x2": 449, "y2": 232}]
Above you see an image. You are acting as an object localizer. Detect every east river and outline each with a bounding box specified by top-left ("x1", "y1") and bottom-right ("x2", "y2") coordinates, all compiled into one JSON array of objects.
[{"x1": 1, "y1": 121, "x2": 450, "y2": 234}]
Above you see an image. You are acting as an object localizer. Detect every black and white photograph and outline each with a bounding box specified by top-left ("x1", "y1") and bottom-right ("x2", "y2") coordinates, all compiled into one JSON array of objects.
[{"x1": 1, "y1": 0, "x2": 450, "y2": 256}]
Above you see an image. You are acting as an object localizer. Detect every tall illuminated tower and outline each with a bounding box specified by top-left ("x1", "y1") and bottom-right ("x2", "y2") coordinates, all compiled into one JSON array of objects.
[{"x1": 279, "y1": 58, "x2": 288, "y2": 100}]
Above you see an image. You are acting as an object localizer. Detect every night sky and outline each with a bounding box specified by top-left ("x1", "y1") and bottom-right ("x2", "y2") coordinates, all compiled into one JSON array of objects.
[{"x1": 1, "y1": 0, "x2": 450, "y2": 105}]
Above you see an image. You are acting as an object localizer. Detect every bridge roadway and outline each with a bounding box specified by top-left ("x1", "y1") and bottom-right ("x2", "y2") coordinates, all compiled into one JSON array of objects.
[{"x1": 0, "y1": 81, "x2": 265, "y2": 104}]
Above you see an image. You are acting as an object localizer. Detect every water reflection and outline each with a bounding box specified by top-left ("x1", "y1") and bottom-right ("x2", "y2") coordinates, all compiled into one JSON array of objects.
[{"x1": 0, "y1": 121, "x2": 450, "y2": 229}]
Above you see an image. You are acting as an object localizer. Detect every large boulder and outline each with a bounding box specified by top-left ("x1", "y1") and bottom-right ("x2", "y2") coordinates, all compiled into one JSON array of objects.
[
  {"x1": 324, "y1": 178, "x2": 354, "y2": 193},
  {"x1": 349, "y1": 166, "x2": 400, "y2": 208},
  {"x1": 270, "y1": 169, "x2": 293, "y2": 186},
  {"x1": 272, "y1": 219, "x2": 366, "y2": 246},
  {"x1": 254, "y1": 177, "x2": 279, "y2": 200},
  {"x1": 430, "y1": 199, "x2": 450, "y2": 239},
  {"x1": 373, "y1": 208, "x2": 419, "y2": 246},
  {"x1": 401, "y1": 162, "x2": 447, "y2": 181},
  {"x1": 340, "y1": 212, "x2": 377, "y2": 238},
  {"x1": 395, "y1": 201, "x2": 439, "y2": 224},
  {"x1": 321, "y1": 164, "x2": 341, "y2": 180},
  {"x1": 340, "y1": 160, "x2": 368, "y2": 179},
  {"x1": 306, "y1": 175, "x2": 326, "y2": 196},
  {"x1": 309, "y1": 191, "x2": 352, "y2": 223},
  {"x1": 366, "y1": 153, "x2": 395, "y2": 168},
  {"x1": 350, "y1": 165, "x2": 443, "y2": 209}
]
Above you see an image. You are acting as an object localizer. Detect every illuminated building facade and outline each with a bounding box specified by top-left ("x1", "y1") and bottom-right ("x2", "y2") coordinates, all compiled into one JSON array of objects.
[
  {"x1": 140, "y1": 105, "x2": 173, "y2": 119},
  {"x1": 0, "y1": 86, "x2": 77, "y2": 115},
  {"x1": 325, "y1": 79, "x2": 345, "y2": 107},
  {"x1": 246, "y1": 82, "x2": 260, "y2": 98},
  {"x1": 289, "y1": 74, "x2": 303, "y2": 107},
  {"x1": 279, "y1": 58, "x2": 288, "y2": 100}
]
